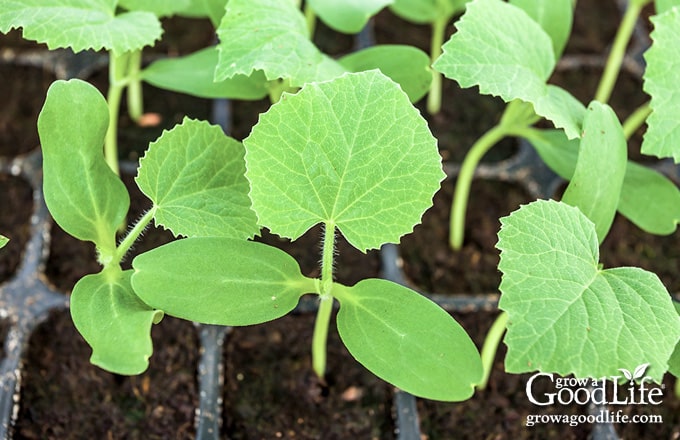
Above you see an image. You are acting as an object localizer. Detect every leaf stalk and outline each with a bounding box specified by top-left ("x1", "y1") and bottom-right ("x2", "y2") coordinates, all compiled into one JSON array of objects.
[
  {"x1": 477, "y1": 311, "x2": 508, "y2": 390},
  {"x1": 312, "y1": 222, "x2": 336, "y2": 378}
]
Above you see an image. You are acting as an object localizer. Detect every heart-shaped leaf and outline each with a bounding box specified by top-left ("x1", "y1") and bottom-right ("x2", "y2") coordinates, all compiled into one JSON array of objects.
[
  {"x1": 334, "y1": 278, "x2": 482, "y2": 401},
  {"x1": 433, "y1": 0, "x2": 584, "y2": 138},
  {"x1": 497, "y1": 199, "x2": 680, "y2": 381},
  {"x1": 71, "y1": 269, "x2": 162, "y2": 375},
  {"x1": 136, "y1": 118, "x2": 258, "y2": 239},
  {"x1": 243, "y1": 70, "x2": 444, "y2": 251},
  {"x1": 0, "y1": 0, "x2": 162, "y2": 54},
  {"x1": 38, "y1": 79, "x2": 129, "y2": 253},
  {"x1": 131, "y1": 238, "x2": 316, "y2": 325},
  {"x1": 643, "y1": 7, "x2": 680, "y2": 162}
]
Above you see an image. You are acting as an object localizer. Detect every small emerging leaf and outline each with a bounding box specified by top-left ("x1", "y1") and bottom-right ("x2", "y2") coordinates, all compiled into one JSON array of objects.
[
  {"x1": 0, "y1": 0, "x2": 162, "y2": 54},
  {"x1": 334, "y1": 279, "x2": 482, "y2": 401},
  {"x1": 643, "y1": 7, "x2": 680, "y2": 162},
  {"x1": 131, "y1": 238, "x2": 316, "y2": 325},
  {"x1": 497, "y1": 199, "x2": 680, "y2": 381},
  {"x1": 71, "y1": 270, "x2": 162, "y2": 375},
  {"x1": 136, "y1": 118, "x2": 259, "y2": 239},
  {"x1": 38, "y1": 79, "x2": 129, "y2": 252},
  {"x1": 562, "y1": 101, "x2": 626, "y2": 243},
  {"x1": 0, "y1": 235, "x2": 8, "y2": 249},
  {"x1": 244, "y1": 70, "x2": 444, "y2": 252}
]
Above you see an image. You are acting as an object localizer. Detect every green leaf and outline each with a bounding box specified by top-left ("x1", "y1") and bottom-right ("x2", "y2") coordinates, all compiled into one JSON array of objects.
[
  {"x1": 0, "y1": 0, "x2": 162, "y2": 54},
  {"x1": 433, "y1": 0, "x2": 584, "y2": 138},
  {"x1": 562, "y1": 102, "x2": 626, "y2": 243},
  {"x1": 334, "y1": 279, "x2": 483, "y2": 401},
  {"x1": 142, "y1": 47, "x2": 269, "y2": 100},
  {"x1": 119, "y1": 0, "x2": 191, "y2": 17},
  {"x1": 668, "y1": 302, "x2": 680, "y2": 377},
  {"x1": 309, "y1": 0, "x2": 392, "y2": 34},
  {"x1": 71, "y1": 269, "x2": 162, "y2": 375},
  {"x1": 390, "y1": 0, "x2": 467, "y2": 23},
  {"x1": 509, "y1": 0, "x2": 573, "y2": 59},
  {"x1": 529, "y1": 129, "x2": 680, "y2": 235},
  {"x1": 497, "y1": 199, "x2": 680, "y2": 381},
  {"x1": 179, "y1": 0, "x2": 227, "y2": 26},
  {"x1": 215, "y1": 0, "x2": 345, "y2": 86},
  {"x1": 0, "y1": 235, "x2": 8, "y2": 249},
  {"x1": 38, "y1": 79, "x2": 129, "y2": 252},
  {"x1": 136, "y1": 118, "x2": 258, "y2": 239},
  {"x1": 643, "y1": 7, "x2": 680, "y2": 162},
  {"x1": 655, "y1": 0, "x2": 680, "y2": 13},
  {"x1": 339, "y1": 45, "x2": 433, "y2": 102},
  {"x1": 131, "y1": 238, "x2": 316, "y2": 325},
  {"x1": 243, "y1": 70, "x2": 444, "y2": 252}
]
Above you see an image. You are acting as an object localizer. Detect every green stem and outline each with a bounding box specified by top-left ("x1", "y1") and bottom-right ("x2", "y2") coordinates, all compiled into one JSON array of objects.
[
  {"x1": 126, "y1": 49, "x2": 144, "y2": 123},
  {"x1": 622, "y1": 101, "x2": 651, "y2": 140},
  {"x1": 427, "y1": 15, "x2": 447, "y2": 115},
  {"x1": 105, "y1": 52, "x2": 132, "y2": 176},
  {"x1": 312, "y1": 222, "x2": 336, "y2": 378},
  {"x1": 304, "y1": 2, "x2": 316, "y2": 37},
  {"x1": 477, "y1": 311, "x2": 508, "y2": 390},
  {"x1": 449, "y1": 101, "x2": 538, "y2": 250},
  {"x1": 675, "y1": 375, "x2": 680, "y2": 399},
  {"x1": 112, "y1": 207, "x2": 156, "y2": 266},
  {"x1": 594, "y1": 1, "x2": 643, "y2": 103}
]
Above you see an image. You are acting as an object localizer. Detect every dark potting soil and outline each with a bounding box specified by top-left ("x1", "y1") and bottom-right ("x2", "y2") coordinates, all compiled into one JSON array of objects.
[
  {"x1": 399, "y1": 179, "x2": 533, "y2": 295},
  {"x1": 0, "y1": 174, "x2": 33, "y2": 283}
]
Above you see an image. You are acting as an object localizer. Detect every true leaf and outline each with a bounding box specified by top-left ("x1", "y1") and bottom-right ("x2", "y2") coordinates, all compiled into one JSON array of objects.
[
  {"x1": 509, "y1": 0, "x2": 573, "y2": 59},
  {"x1": 215, "y1": 0, "x2": 345, "y2": 86},
  {"x1": 497, "y1": 199, "x2": 680, "y2": 381},
  {"x1": 668, "y1": 302, "x2": 680, "y2": 377},
  {"x1": 562, "y1": 101, "x2": 626, "y2": 243},
  {"x1": 655, "y1": 0, "x2": 680, "y2": 12},
  {"x1": 38, "y1": 79, "x2": 129, "y2": 252},
  {"x1": 131, "y1": 238, "x2": 316, "y2": 325},
  {"x1": 309, "y1": 0, "x2": 392, "y2": 34},
  {"x1": 243, "y1": 70, "x2": 444, "y2": 252},
  {"x1": 179, "y1": 0, "x2": 227, "y2": 26},
  {"x1": 529, "y1": 129, "x2": 680, "y2": 235},
  {"x1": 433, "y1": 0, "x2": 584, "y2": 138},
  {"x1": 0, "y1": 0, "x2": 162, "y2": 54},
  {"x1": 142, "y1": 47, "x2": 269, "y2": 100},
  {"x1": 334, "y1": 279, "x2": 482, "y2": 401},
  {"x1": 339, "y1": 45, "x2": 432, "y2": 102},
  {"x1": 136, "y1": 118, "x2": 259, "y2": 239},
  {"x1": 642, "y1": 7, "x2": 680, "y2": 162},
  {"x1": 0, "y1": 235, "x2": 8, "y2": 249},
  {"x1": 71, "y1": 269, "x2": 162, "y2": 375}
]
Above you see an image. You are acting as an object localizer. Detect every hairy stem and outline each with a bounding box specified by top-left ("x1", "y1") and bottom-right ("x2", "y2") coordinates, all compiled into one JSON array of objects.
[
  {"x1": 312, "y1": 222, "x2": 336, "y2": 378},
  {"x1": 427, "y1": 15, "x2": 447, "y2": 115},
  {"x1": 594, "y1": 1, "x2": 643, "y2": 103},
  {"x1": 112, "y1": 207, "x2": 156, "y2": 267},
  {"x1": 477, "y1": 311, "x2": 508, "y2": 390}
]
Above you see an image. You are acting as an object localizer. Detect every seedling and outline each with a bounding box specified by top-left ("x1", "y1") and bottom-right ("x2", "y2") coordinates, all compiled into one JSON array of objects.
[
  {"x1": 431, "y1": 0, "x2": 680, "y2": 386},
  {"x1": 37, "y1": 71, "x2": 483, "y2": 401}
]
